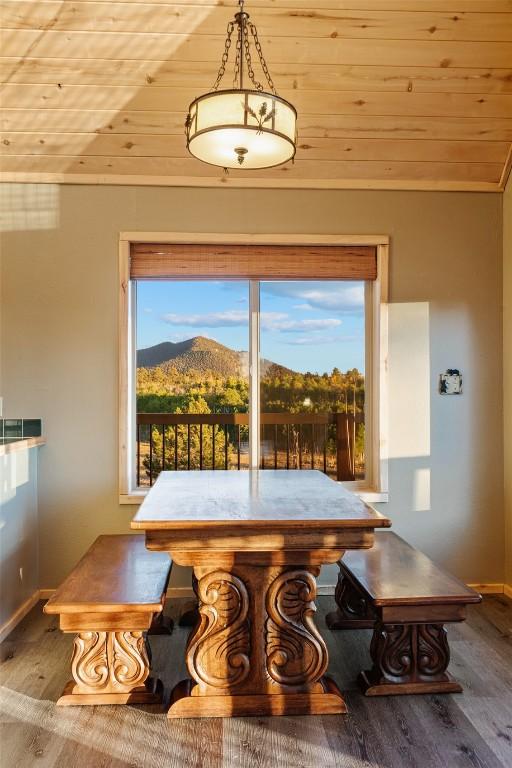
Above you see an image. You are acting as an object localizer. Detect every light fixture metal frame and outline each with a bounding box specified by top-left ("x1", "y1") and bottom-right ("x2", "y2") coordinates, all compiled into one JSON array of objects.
[
  {"x1": 184, "y1": 0, "x2": 297, "y2": 170},
  {"x1": 186, "y1": 88, "x2": 297, "y2": 171}
]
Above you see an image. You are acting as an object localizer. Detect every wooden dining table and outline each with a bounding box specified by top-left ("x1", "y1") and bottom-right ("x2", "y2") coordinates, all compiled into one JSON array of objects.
[{"x1": 131, "y1": 469, "x2": 391, "y2": 718}]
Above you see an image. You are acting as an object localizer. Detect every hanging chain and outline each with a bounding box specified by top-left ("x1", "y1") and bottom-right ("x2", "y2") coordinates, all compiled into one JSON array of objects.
[
  {"x1": 211, "y1": 20, "x2": 235, "y2": 91},
  {"x1": 232, "y1": 19, "x2": 242, "y2": 88},
  {"x1": 249, "y1": 22, "x2": 277, "y2": 95},
  {"x1": 243, "y1": 24, "x2": 264, "y2": 91},
  {"x1": 211, "y1": 3, "x2": 277, "y2": 95}
]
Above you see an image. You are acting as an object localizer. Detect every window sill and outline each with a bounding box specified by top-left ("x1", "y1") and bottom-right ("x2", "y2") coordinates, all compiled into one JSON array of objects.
[
  {"x1": 119, "y1": 492, "x2": 147, "y2": 505},
  {"x1": 120, "y1": 486, "x2": 389, "y2": 507},
  {"x1": 357, "y1": 490, "x2": 388, "y2": 504}
]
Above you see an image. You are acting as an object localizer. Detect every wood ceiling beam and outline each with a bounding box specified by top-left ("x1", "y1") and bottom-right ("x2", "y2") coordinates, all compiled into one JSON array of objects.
[
  {"x1": 3, "y1": 84, "x2": 512, "y2": 120},
  {"x1": 0, "y1": 133, "x2": 508, "y2": 165},
  {"x1": 1, "y1": 58, "x2": 511, "y2": 95},
  {"x1": 2, "y1": 110, "x2": 512, "y2": 142},
  {"x1": 0, "y1": 154, "x2": 502, "y2": 183},
  {"x1": 0, "y1": 171, "x2": 501, "y2": 193},
  {"x1": 2, "y1": 2, "x2": 512, "y2": 43},
  {"x1": 3, "y1": 31, "x2": 512, "y2": 68},
  {"x1": 40, "y1": 1, "x2": 510, "y2": 12}
]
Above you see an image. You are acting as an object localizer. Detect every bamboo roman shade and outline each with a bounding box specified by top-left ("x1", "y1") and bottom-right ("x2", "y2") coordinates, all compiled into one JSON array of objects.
[{"x1": 130, "y1": 243, "x2": 377, "y2": 281}]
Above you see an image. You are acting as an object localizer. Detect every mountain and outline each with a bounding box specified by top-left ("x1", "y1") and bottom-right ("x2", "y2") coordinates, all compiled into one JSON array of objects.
[
  {"x1": 137, "y1": 337, "x2": 244, "y2": 377},
  {"x1": 136, "y1": 336, "x2": 293, "y2": 377}
]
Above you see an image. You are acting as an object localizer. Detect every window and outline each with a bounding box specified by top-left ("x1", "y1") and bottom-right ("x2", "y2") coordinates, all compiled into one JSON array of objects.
[
  {"x1": 135, "y1": 279, "x2": 250, "y2": 483},
  {"x1": 119, "y1": 235, "x2": 388, "y2": 502},
  {"x1": 259, "y1": 280, "x2": 366, "y2": 481}
]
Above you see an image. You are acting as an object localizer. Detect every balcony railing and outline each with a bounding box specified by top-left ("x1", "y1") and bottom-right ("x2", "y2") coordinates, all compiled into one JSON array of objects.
[{"x1": 136, "y1": 412, "x2": 363, "y2": 487}]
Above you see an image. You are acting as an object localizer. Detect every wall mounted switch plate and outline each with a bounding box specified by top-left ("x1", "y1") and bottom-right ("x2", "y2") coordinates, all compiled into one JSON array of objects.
[{"x1": 439, "y1": 369, "x2": 462, "y2": 395}]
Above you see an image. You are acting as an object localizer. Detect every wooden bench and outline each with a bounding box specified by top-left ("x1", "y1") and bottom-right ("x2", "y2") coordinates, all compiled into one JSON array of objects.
[
  {"x1": 44, "y1": 534, "x2": 172, "y2": 706},
  {"x1": 326, "y1": 531, "x2": 481, "y2": 696}
]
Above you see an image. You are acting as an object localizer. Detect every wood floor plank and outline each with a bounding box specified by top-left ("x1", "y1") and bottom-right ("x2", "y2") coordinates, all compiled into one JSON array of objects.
[
  {"x1": 0, "y1": 597, "x2": 511, "y2": 768},
  {"x1": 321, "y1": 604, "x2": 446, "y2": 767},
  {"x1": 454, "y1": 691, "x2": 512, "y2": 768},
  {"x1": 223, "y1": 716, "x2": 290, "y2": 768},
  {"x1": 0, "y1": 722, "x2": 68, "y2": 768},
  {"x1": 322, "y1": 693, "x2": 389, "y2": 767},
  {"x1": 408, "y1": 695, "x2": 505, "y2": 768},
  {"x1": 223, "y1": 714, "x2": 337, "y2": 768},
  {"x1": 476, "y1": 595, "x2": 512, "y2": 638},
  {"x1": 458, "y1": 611, "x2": 512, "y2": 673}
]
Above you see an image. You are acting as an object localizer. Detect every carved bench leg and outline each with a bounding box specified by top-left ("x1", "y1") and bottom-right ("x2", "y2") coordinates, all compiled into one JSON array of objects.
[
  {"x1": 57, "y1": 630, "x2": 163, "y2": 706},
  {"x1": 326, "y1": 569, "x2": 376, "y2": 630},
  {"x1": 359, "y1": 622, "x2": 462, "y2": 696}
]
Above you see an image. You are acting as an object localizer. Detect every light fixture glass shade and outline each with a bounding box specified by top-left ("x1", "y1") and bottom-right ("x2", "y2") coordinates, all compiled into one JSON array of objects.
[{"x1": 186, "y1": 89, "x2": 297, "y2": 170}]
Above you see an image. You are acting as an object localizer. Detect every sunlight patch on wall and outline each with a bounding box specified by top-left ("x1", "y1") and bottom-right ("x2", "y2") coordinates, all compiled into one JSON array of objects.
[
  {"x1": 413, "y1": 467, "x2": 431, "y2": 512},
  {"x1": 388, "y1": 302, "x2": 430, "y2": 460},
  {"x1": 0, "y1": 184, "x2": 59, "y2": 232},
  {"x1": 0, "y1": 449, "x2": 29, "y2": 507}
]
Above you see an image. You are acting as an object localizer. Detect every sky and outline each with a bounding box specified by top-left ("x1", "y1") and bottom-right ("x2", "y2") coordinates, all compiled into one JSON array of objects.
[{"x1": 136, "y1": 280, "x2": 365, "y2": 374}]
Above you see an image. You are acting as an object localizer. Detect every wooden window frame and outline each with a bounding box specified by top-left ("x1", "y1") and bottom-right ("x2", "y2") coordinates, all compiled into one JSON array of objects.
[{"x1": 119, "y1": 233, "x2": 389, "y2": 505}]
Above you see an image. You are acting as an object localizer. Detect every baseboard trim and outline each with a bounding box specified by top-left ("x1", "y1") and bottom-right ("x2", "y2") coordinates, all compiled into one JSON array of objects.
[
  {"x1": 318, "y1": 585, "x2": 336, "y2": 596},
  {"x1": 0, "y1": 591, "x2": 40, "y2": 643},
  {"x1": 36, "y1": 583, "x2": 512, "y2": 600},
  {"x1": 166, "y1": 584, "x2": 337, "y2": 599},
  {"x1": 39, "y1": 588, "x2": 55, "y2": 600},
  {"x1": 13, "y1": 580, "x2": 507, "y2": 645},
  {"x1": 167, "y1": 587, "x2": 195, "y2": 599}
]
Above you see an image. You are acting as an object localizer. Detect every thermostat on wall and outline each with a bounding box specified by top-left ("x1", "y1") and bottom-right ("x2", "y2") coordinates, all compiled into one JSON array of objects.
[{"x1": 439, "y1": 369, "x2": 462, "y2": 395}]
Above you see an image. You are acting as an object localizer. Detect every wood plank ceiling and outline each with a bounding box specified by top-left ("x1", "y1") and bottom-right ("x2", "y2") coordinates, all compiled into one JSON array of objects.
[{"x1": 1, "y1": 0, "x2": 512, "y2": 191}]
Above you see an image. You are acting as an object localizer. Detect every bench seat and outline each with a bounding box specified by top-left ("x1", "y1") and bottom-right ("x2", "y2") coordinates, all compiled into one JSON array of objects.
[
  {"x1": 326, "y1": 531, "x2": 481, "y2": 696},
  {"x1": 44, "y1": 534, "x2": 172, "y2": 706}
]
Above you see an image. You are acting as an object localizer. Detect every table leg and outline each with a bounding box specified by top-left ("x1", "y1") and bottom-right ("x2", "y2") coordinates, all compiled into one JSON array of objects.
[{"x1": 168, "y1": 564, "x2": 346, "y2": 718}]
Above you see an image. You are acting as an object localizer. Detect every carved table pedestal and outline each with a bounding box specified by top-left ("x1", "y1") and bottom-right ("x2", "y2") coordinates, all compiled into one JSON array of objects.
[{"x1": 132, "y1": 470, "x2": 390, "y2": 718}]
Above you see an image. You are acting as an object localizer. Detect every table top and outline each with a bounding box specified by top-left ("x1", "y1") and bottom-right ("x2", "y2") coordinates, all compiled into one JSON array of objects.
[{"x1": 131, "y1": 470, "x2": 390, "y2": 530}]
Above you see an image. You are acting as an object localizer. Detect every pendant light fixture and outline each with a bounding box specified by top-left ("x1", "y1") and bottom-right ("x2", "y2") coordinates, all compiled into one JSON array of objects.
[{"x1": 185, "y1": 0, "x2": 297, "y2": 170}]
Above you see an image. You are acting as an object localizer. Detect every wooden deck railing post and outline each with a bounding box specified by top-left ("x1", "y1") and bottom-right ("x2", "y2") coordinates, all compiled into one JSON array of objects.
[
  {"x1": 135, "y1": 412, "x2": 357, "y2": 483},
  {"x1": 336, "y1": 413, "x2": 355, "y2": 482}
]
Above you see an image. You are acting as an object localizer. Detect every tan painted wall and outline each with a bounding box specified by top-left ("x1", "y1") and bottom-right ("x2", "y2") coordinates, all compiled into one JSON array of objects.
[
  {"x1": 504, "y1": 176, "x2": 512, "y2": 588},
  {"x1": 0, "y1": 184, "x2": 504, "y2": 589}
]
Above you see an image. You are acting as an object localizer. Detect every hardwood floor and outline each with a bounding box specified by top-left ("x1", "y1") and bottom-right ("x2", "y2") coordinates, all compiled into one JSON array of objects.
[{"x1": 1, "y1": 596, "x2": 511, "y2": 768}]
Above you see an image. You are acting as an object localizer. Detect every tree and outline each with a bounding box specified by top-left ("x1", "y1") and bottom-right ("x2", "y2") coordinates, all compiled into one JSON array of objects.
[{"x1": 137, "y1": 361, "x2": 366, "y2": 480}]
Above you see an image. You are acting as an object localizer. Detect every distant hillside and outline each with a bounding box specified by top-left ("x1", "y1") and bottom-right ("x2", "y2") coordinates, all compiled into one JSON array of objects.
[{"x1": 137, "y1": 336, "x2": 293, "y2": 377}]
